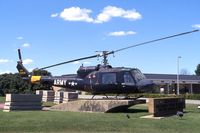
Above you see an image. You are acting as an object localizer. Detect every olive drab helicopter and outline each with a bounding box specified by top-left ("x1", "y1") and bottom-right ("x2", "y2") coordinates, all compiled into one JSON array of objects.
[{"x1": 17, "y1": 30, "x2": 198, "y2": 97}]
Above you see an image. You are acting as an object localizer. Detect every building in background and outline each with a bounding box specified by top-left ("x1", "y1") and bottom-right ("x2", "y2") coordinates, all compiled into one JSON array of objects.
[{"x1": 145, "y1": 74, "x2": 200, "y2": 94}]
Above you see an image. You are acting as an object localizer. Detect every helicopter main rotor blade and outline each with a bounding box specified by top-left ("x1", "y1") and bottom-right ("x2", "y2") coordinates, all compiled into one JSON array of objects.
[
  {"x1": 112, "y1": 29, "x2": 199, "y2": 54},
  {"x1": 40, "y1": 54, "x2": 99, "y2": 70},
  {"x1": 40, "y1": 29, "x2": 198, "y2": 70}
]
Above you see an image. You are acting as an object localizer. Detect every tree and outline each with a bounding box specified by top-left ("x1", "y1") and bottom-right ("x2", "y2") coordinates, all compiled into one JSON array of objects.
[
  {"x1": 195, "y1": 64, "x2": 200, "y2": 76},
  {"x1": 180, "y1": 69, "x2": 190, "y2": 75},
  {"x1": 0, "y1": 69, "x2": 52, "y2": 96},
  {"x1": 0, "y1": 73, "x2": 30, "y2": 96},
  {"x1": 32, "y1": 69, "x2": 51, "y2": 76}
]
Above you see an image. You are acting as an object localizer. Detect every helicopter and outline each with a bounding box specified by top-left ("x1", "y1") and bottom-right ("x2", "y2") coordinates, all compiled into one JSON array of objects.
[{"x1": 17, "y1": 30, "x2": 198, "y2": 97}]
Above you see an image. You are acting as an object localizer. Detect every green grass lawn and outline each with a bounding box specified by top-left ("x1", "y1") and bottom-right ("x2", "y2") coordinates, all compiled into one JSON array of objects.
[{"x1": 0, "y1": 104, "x2": 200, "y2": 133}]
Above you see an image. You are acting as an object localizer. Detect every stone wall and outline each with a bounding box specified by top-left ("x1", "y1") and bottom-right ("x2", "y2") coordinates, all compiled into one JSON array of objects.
[
  {"x1": 54, "y1": 91, "x2": 64, "y2": 104},
  {"x1": 63, "y1": 92, "x2": 78, "y2": 103},
  {"x1": 36, "y1": 90, "x2": 78, "y2": 104},
  {"x1": 148, "y1": 97, "x2": 185, "y2": 117},
  {"x1": 3, "y1": 94, "x2": 42, "y2": 112},
  {"x1": 42, "y1": 90, "x2": 55, "y2": 102}
]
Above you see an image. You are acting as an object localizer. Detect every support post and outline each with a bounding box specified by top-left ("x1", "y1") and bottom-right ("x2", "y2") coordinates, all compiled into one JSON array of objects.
[
  {"x1": 190, "y1": 84, "x2": 193, "y2": 94},
  {"x1": 177, "y1": 56, "x2": 181, "y2": 95}
]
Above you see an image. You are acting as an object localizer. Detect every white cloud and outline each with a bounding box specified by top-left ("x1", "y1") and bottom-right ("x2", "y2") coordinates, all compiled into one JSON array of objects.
[
  {"x1": 71, "y1": 61, "x2": 91, "y2": 65},
  {"x1": 51, "y1": 13, "x2": 58, "y2": 18},
  {"x1": 192, "y1": 24, "x2": 200, "y2": 28},
  {"x1": 108, "y1": 31, "x2": 136, "y2": 36},
  {"x1": 72, "y1": 61, "x2": 80, "y2": 64},
  {"x1": 94, "y1": 6, "x2": 142, "y2": 23},
  {"x1": 22, "y1": 43, "x2": 30, "y2": 47},
  {"x1": 23, "y1": 59, "x2": 33, "y2": 65},
  {"x1": 54, "y1": 6, "x2": 142, "y2": 24},
  {"x1": 59, "y1": 7, "x2": 94, "y2": 22},
  {"x1": 0, "y1": 59, "x2": 10, "y2": 64},
  {"x1": 17, "y1": 36, "x2": 23, "y2": 40},
  {"x1": 0, "y1": 70, "x2": 11, "y2": 74}
]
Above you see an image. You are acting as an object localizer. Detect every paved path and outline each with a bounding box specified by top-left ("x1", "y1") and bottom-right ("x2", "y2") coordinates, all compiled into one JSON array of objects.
[
  {"x1": 186, "y1": 100, "x2": 200, "y2": 105},
  {"x1": 0, "y1": 103, "x2": 4, "y2": 109}
]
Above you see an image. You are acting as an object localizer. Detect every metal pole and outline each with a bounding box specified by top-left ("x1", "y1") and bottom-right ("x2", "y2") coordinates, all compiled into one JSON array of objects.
[{"x1": 177, "y1": 56, "x2": 181, "y2": 95}]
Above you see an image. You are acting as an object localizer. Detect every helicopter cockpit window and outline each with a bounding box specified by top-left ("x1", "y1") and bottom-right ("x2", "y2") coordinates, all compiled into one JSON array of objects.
[
  {"x1": 123, "y1": 72, "x2": 135, "y2": 85},
  {"x1": 102, "y1": 73, "x2": 116, "y2": 84},
  {"x1": 131, "y1": 69, "x2": 146, "y2": 82}
]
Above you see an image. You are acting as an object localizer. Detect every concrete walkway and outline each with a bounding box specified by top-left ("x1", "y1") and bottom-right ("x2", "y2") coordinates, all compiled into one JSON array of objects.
[
  {"x1": 186, "y1": 100, "x2": 200, "y2": 105},
  {"x1": 0, "y1": 103, "x2": 4, "y2": 109}
]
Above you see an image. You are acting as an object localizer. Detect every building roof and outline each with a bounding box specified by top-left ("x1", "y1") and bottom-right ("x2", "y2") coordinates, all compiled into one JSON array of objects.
[{"x1": 144, "y1": 73, "x2": 200, "y2": 84}]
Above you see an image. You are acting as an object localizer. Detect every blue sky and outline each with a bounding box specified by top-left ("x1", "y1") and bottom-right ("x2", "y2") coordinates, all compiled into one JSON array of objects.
[{"x1": 0, "y1": 0, "x2": 199, "y2": 75}]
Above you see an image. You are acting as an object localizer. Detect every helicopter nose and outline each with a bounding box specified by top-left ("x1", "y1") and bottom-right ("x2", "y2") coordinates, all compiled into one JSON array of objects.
[{"x1": 137, "y1": 79, "x2": 155, "y2": 93}]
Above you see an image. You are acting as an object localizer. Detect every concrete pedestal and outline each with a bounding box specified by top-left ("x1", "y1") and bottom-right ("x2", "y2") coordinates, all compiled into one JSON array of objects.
[{"x1": 50, "y1": 99, "x2": 145, "y2": 113}]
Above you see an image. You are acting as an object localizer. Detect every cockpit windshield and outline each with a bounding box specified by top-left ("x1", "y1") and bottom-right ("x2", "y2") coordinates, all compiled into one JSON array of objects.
[{"x1": 131, "y1": 69, "x2": 146, "y2": 82}]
